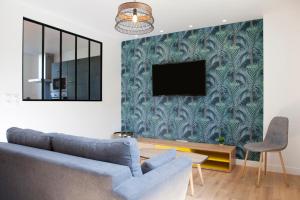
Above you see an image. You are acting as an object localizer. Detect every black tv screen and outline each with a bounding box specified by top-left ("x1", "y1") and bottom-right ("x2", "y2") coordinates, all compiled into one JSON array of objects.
[
  {"x1": 152, "y1": 60, "x2": 206, "y2": 96},
  {"x1": 152, "y1": 61, "x2": 206, "y2": 96}
]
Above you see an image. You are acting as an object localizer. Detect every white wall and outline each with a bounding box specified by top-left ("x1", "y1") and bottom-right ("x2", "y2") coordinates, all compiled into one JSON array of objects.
[
  {"x1": 0, "y1": 0, "x2": 121, "y2": 141},
  {"x1": 263, "y1": 0, "x2": 300, "y2": 175}
]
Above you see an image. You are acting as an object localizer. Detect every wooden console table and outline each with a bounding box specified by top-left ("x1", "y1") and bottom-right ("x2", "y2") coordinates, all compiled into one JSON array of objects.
[{"x1": 138, "y1": 137, "x2": 236, "y2": 172}]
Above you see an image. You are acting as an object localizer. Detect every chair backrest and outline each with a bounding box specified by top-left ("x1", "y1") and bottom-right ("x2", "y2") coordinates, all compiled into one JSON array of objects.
[{"x1": 264, "y1": 116, "x2": 289, "y2": 149}]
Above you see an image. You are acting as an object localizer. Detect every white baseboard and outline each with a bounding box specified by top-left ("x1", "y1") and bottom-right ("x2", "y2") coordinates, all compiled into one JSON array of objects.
[{"x1": 236, "y1": 159, "x2": 300, "y2": 176}]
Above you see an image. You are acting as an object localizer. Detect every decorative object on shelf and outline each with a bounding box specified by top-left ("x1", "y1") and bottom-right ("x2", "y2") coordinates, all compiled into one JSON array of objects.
[
  {"x1": 115, "y1": 0, "x2": 154, "y2": 35},
  {"x1": 113, "y1": 132, "x2": 135, "y2": 138},
  {"x1": 216, "y1": 136, "x2": 225, "y2": 145}
]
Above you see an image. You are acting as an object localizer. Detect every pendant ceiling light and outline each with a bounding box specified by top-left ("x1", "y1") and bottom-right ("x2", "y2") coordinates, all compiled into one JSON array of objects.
[{"x1": 115, "y1": 1, "x2": 154, "y2": 35}]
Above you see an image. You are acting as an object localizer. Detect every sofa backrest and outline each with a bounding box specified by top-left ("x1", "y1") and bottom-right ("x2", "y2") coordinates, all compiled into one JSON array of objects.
[
  {"x1": 0, "y1": 142, "x2": 133, "y2": 200},
  {"x1": 6, "y1": 127, "x2": 51, "y2": 150},
  {"x1": 6, "y1": 127, "x2": 142, "y2": 177},
  {"x1": 49, "y1": 133, "x2": 143, "y2": 177}
]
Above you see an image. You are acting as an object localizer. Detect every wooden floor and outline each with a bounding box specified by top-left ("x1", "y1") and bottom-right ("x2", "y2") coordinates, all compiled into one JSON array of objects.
[{"x1": 186, "y1": 165, "x2": 300, "y2": 200}]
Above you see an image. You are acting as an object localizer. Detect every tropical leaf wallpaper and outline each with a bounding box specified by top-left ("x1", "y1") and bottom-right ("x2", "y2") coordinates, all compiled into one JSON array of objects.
[{"x1": 121, "y1": 19, "x2": 263, "y2": 160}]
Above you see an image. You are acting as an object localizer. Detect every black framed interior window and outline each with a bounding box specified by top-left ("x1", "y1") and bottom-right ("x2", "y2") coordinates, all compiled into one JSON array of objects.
[{"x1": 22, "y1": 17, "x2": 102, "y2": 101}]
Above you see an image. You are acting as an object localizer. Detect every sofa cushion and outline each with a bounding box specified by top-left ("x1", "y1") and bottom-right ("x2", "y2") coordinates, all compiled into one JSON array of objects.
[
  {"x1": 141, "y1": 149, "x2": 176, "y2": 174},
  {"x1": 49, "y1": 133, "x2": 142, "y2": 177},
  {"x1": 6, "y1": 127, "x2": 51, "y2": 150}
]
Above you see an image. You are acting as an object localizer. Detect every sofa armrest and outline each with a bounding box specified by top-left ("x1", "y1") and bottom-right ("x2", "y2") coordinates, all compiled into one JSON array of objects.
[
  {"x1": 113, "y1": 156, "x2": 192, "y2": 200},
  {"x1": 141, "y1": 149, "x2": 176, "y2": 173}
]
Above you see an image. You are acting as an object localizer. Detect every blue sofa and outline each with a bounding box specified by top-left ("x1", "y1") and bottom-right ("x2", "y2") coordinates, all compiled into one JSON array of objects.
[{"x1": 0, "y1": 128, "x2": 192, "y2": 200}]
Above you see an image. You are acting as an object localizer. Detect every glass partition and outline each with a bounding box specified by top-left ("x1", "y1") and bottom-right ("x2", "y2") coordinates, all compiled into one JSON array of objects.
[
  {"x1": 22, "y1": 18, "x2": 102, "y2": 101},
  {"x1": 62, "y1": 32, "x2": 76, "y2": 100},
  {"x1": 90, "y1": 41, "x2": 102, "y2": 100},
  {"x1": 77, "y1": 37, "x2": 89, "y2": 100},
  {"x1": 23, "y1": 20, "x2": 42, "y2": 100},
  {"x1": 44, "y1": 27, "x2": 60, "y2": 100}
]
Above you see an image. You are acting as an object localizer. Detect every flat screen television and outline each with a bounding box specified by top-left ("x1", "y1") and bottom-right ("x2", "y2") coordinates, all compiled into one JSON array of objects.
[{"x1": 152, "y1": 60, "x2": 206, "y2": 96}]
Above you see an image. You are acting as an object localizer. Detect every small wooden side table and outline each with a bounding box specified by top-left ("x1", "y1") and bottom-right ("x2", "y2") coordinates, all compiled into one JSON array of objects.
[{"x1": 140, "y1": 148, "x2": 208, "y2": 196}]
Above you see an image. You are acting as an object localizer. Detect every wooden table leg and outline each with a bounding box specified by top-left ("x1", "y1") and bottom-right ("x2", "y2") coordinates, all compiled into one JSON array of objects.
[
  {"x1": 197, "y1": 164, "x2": 204, "y2": 185},
  {"x1": 189, "y1": 171, "x2": 194, "y2": 196},
  {"x1": 242, "y1": 150, "x2": 249, "y2": 177}
]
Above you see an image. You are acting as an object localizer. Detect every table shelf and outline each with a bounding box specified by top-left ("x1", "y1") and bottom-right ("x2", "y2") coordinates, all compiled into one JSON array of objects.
[{"x1": 201, "y1": 161, "x2": 230, "y2": 171}]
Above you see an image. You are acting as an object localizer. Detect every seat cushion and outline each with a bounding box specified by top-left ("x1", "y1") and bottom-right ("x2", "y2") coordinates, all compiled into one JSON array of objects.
[
  {"x1": 244, "y1": 142, "x2": 284, "y2": 152},
  {"x1": 49, "y1": 133, "x2": 142, "y2": 177},
  {"x1": 141, "y1": 149, "x2": 176, "y2": 174},
  {"x1": 6, "y1": 127, "x2": 51, "y2": 150}
]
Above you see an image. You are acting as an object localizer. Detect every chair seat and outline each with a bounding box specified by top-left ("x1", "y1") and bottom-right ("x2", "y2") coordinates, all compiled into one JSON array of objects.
[{"x1": 244, "y1": 142, "x2": 284, "y2": 152}]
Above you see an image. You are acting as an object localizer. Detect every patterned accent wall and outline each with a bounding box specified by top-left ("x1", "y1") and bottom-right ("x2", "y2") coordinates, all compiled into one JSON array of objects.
[{"x1": 121, "y1": 19, "x2": 263, "y2": 160}]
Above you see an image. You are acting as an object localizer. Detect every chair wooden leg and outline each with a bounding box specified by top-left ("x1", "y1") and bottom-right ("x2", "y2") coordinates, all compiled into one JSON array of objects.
[
  {"x1": 197, "y1": 164, "x2": 204, "y2": 185},
  {"x1": 278, "y1": 151, "x2": 289, "y2": 186},
  {"x1": 256, "y1": 152, "x2": 263, "y2": 186},
  {"x1": 189, "y1": 170, "x2": 194, "y2": 196},
  {"x1": 264, "y1": 152, "x2": 267, "y2": 176},
  {"x1": 242, "y1": 150, "x2": 249, "y2": 177}
]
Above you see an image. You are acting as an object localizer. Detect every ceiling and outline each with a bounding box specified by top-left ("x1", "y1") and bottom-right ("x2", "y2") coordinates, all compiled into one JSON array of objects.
[{"x1": 18, "y1": 0, "x2": 280, "y2": 41}]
